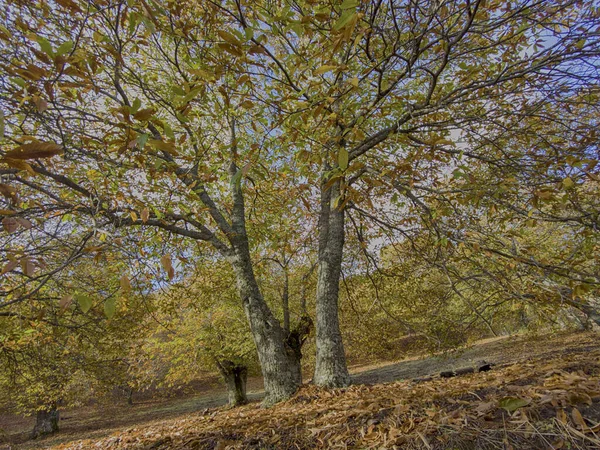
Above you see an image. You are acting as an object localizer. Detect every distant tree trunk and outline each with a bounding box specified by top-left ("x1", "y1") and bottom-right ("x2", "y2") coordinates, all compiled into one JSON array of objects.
[
  {"x1": 567, "y1": 298, "x2": 600, "y2": 328},
  {"x1": 127, "y1": 387, "x2": 133, "y2": 406},
  {"x1": 31, "y1": 406, "x2": 59, "y2": 439},
  {"x1": 216, "y1": 360, "x2": 248, "y2": 406},
  {"x1": 314, "y1": 176, "x2": 351, "y2": 388},
  {"x1": 287, "y1": 315, "x2": 313, "y2": 365}
]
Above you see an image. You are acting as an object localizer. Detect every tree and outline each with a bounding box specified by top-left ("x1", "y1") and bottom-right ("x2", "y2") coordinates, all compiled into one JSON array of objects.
[
  {"x1": 138, "y1": 260, "x2": 259, "y2": 407},
  {"x1": 1, "y1": 0, "x2": 598, "y2": 401},
  {"x1": 0, "y1": 252, "x2": 150, "y2": 438}
]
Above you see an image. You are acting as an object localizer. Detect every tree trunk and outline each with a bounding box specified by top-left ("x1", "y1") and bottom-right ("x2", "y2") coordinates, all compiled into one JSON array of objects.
[
  {"x1": 31, "y1": 407, "x2": 59, "y2": 439},
  {"x1": 225, "y1": 126, "x2": 301, "y2": 405},
  {"x1": 229, "y1": 246, "x2": 302, "y2": 405},
  {"x1": 282, "y1": 270, "x2": 290, "y2": 334},
  {"x1": 567, "y1": 298, "x2": 600, "y2": 328},
  {"x1": 313, "y1": 177, "x2": 351, "y2": 388},
  {"x1": 216, "y1": 360, "x2": 248, "y2": 406},
  {"x1": 127, "y1": 387, "x2": 133, "y2": 406}
]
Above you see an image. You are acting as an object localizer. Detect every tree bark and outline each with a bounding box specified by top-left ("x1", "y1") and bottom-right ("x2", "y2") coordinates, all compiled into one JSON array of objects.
[
  {"x1": 313, "y1": 177, "x2": 351, "y2": 388},
  {"x1": 222, "y1": 122, "x2": 302, "y2": 404},
  {"x1": 229, "y1": 247, "x2": 302, "y2": 405},
  {"x1": 567, "y1": 298, "x2": 600, "y2": 328},
  {"x1": 216, "y1": 360, "x2": 248, "y2": 407},
  {"x1": 282, "y1": 270, "x2": 290, "y2": 334},
  {"x1": 31, "y1": 406, "x2": 59, "y2": 439}
]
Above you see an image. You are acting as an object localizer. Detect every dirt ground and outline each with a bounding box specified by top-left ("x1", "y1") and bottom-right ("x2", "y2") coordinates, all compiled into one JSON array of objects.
[{"x1": 1, "y1": 331, "x2": 597, "y2": 449}]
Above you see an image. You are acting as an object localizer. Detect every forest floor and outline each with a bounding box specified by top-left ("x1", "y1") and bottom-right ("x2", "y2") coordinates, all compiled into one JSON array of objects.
[{"x1": 1, "y1": 331, "x2": 599, "y2": 449}]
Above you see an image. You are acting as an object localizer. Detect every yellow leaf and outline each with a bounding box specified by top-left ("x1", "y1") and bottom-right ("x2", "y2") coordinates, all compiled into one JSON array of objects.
[
  {"x1": 338, "y1": 148, "x2": 349, "y2": 170},
  {"x1": 571, "y1": 408, "x2": 588, "y2": 431},
  {"x1": 348, "y1": 77, "x2": 359, "y2": 87},
  {"x1": 314, "y1": 65, "x2": 338, "y2": 75},
  {"x1": 130, "y1": 211, "x2": 138, "y2": 222},
  {"x1": 217, "y1": 30, "x2": 242, "y2": 46},
  {"x1": 562, "y1": 177, "x2": 574, "y2": 189},
  {"x1": 120, "y1": 275, "x2": 132, "y2": 292}
]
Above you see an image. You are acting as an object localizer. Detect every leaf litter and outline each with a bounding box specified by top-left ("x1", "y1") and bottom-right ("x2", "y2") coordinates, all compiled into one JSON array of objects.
[{"x1": 53, "y1": 334, "x2": 600, "y2": 449}]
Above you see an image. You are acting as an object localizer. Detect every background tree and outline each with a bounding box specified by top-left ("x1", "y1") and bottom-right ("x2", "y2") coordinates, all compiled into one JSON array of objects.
[{"x1": 0, "y1": 253, "x2": 150, "y2": 438}]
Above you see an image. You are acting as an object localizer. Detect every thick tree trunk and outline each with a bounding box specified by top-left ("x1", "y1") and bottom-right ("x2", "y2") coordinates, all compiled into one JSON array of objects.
[
  {"x1": 216, "y1": 360, "x2": 248, "y2": 407},
  {"x1": 314, "y1": 178, "x2": 351, "y2": 388},
  {"x1": 229, "y1": 246, "x2": 302, "y2": 405},
  {"x1": 31, "y1": 407, "x2": 59, "y2": 439},
  {"x1": 225, "y1": 125, "x2": 301, "y2": 405}
]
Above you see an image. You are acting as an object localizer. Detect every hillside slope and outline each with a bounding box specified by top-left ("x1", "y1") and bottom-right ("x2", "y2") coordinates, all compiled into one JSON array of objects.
[{"x1": 47, "y1": 332, "x2": 600, "y2": 450}]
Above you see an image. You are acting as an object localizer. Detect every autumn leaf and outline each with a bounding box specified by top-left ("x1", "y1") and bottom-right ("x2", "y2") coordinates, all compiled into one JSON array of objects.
[
  {"x1": 5, "y1": 141, "x2": 63, "y2": 159},
  {"x1": 21, "y1": 258, "x2": 35, "y2": 276},
  {"x1": 571, "y1": 407, "x2": 588, "y2": 431},
  {"x1": 1, "y1": 259, "x2": 18, "y2": 275},
  {"x1": 314, "y1": 65, "x2": 337, "y2": 75},
  {"x1": 141, "y1": 207, "x2": 150, "y2": 223},
  {"x1": 59, "y1": 294, "x2": 73, "y2": 311},
  {"x1": 2, "y1": 217, "x2": 19, "y2": 233},
  {"x1": 0, "y1": 183, "x2": 19, "y2": 203},
  {"x1": 2, "y1": 158, "x2": 36, "y2": 176},
  {"x1": 498, "y1": 396, "x2": 530, "y2": 413},
  {"x1": 15, "y1": 217, "x2": 32, "y2": 229},
  {"x1": 133, "y1": 108, "x2": 155, "y2": 121},
  {"x1": 217, "y1": 30, "x2": 242, "y2": 46},
  {"x1": 161, "y1": 254, "x2": 174, "y2": 280},
  {"x1": 120, "y1": 274, "x2": 132, "y2": 292}
]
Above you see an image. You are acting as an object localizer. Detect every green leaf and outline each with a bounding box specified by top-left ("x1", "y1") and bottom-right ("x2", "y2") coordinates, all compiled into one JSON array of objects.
[
  {"x1": 232, "y1": 168, "x2": 243, "y2": 190},
  {"x1": 136, "y1": 133, "x2": 149, "y2": 149},
  {"x1": 10, "y1": 77, "x2": 26, "y2": 88},
  {"x1": 0, "y1": 110, "x2": 4, "y2": 139},
  {"x1": 180, "y1": 87, "x2": 202, "y2": 105},
  {"x1": 333, "y1": 10, "x2": 356, "y2": 30},
  {"x1": 341, "y1": 0, "x2": 358, "y2": 10},
  {"x1": 498, "y1": 397, "x2": 529, "y2": 413},
  {"x1": 131, "y1": 98, "x2": 142, "y2": 114},
  {"x1": 36, "y1": 36, "x2": 54, "y2": 56},
  {"x1": 163, "y1": 123, "x2": 175, "y2": 140},
  {"x1": 338, "y1": 148, "x2": 349, "y2": 170},
  {"x1": 75, "y1": 293, "x2": 93, "y2": 313},
  {"x1": 104, "y1": 297, "x2": 116, "y2": 319},
  {"x1": 562, "y1": 177, "x2": 574, "y2": 189},
  {"x1": 56, "y1": 40, "x2": 74, "y2": 56}
]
